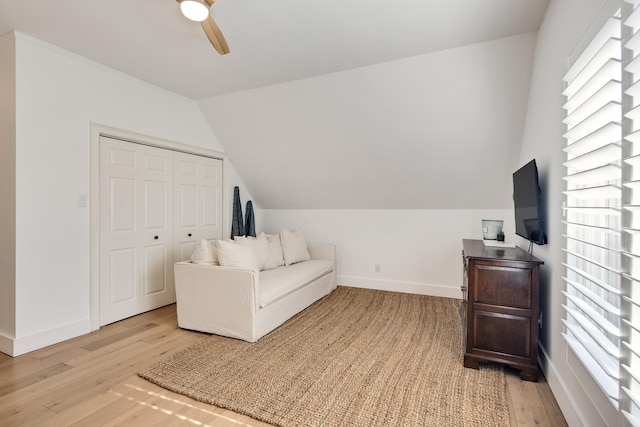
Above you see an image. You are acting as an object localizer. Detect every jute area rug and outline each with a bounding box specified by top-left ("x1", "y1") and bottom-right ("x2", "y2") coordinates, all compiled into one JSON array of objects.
[{"x1": 139, "y1": 286, "x2": 509, "y2": 427}]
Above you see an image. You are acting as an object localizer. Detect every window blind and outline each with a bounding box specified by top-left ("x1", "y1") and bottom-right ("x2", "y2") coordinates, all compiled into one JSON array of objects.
[
  {"x1": 562, "y1": 11, "x2": 623, "y2": 410},
  {"x1": 623, "y1": 1, "x2": 640, "y2": 424},
  {"x1": 562, "y1": 4, "x2": 640, "y2": 425}
]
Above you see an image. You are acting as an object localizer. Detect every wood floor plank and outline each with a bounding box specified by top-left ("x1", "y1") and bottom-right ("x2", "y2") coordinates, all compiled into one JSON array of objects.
[
  {"x1": 0, "y1": 354, "x2": 59, "y2": 380},
  {"x1": 0, "y1": 401, "x2": 56, "y2": 427},
  {"x1": 0, "y1": 362, "x2": 73, "y2": 396},
  {"x1": 35, "y1": 390, "x2": 122, "y2": 427},
  {"x1": 0, "y1": 341, "x2": 153, "y2": 424},
  {"x1": 505, "y1": 369, "x2": 556, "y2": 427},
  {"x1": 30, "y1": 345, "x2": 90, "y2": 365},
  {"x1": 537, "y1": 376, "x2": 569, "y2": 427},
  {"x1": 0, "y1": 303, "x2": 567, "y2": 427},
  {"x1": 80, "y1": 322, "x2": 159, "y2": 352},
  {"x1": 506, "y1": 377, "x2": 519, "y2": 426}
]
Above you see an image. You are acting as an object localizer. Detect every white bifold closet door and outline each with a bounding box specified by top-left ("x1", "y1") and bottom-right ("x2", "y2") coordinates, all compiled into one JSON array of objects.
[
  {"x1": 99, "y1": 136, "x2": 222, "y2": 326},
  {"x1": 173, "y1": 151, "x2": 223, "y2": 261}
]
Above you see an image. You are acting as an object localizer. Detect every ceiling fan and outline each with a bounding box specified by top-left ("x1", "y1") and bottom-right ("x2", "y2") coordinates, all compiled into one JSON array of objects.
[{"x1": 177, "y1": 0, "x2": 230, "y2": 55}]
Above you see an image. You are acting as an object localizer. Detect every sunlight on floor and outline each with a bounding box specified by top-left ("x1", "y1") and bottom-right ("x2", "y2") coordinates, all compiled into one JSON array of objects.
[{"x1": 107, "y1": 383, "x2": 257, "y2": 426}]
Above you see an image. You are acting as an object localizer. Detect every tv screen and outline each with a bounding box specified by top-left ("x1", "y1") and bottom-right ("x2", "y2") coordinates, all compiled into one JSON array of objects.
[{"x1": 513, "y1": 159, "x2": 546, "y2": 245}]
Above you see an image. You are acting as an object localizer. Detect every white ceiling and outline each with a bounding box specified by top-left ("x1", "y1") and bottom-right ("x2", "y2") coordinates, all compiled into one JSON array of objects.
[
  {"x1": 0, "y1": 0, "x2": 551, "y2": 210},
  {"x1": 0, "y1": 0, "x2": 550, "y2": 100}
]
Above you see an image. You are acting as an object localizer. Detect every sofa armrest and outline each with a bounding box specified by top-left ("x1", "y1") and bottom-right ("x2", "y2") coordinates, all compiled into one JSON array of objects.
[
  {"x1": 174, "y1": 261, "x2": 260, "y2": 341},
  {"x1": 308, "y1": 244, "x2": 336, "y2": 263}
]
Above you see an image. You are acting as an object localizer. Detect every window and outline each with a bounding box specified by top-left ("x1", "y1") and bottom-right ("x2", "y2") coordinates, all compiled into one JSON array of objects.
[{"x1": 562, "y1": 2, "x2": 639, "y2": 425}]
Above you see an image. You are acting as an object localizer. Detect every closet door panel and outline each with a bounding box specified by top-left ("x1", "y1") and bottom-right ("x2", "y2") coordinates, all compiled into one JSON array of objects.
[
  {"x1": 99, "y1": 136, "x2": 174, "y2": 326},
  {"x1": 109, "y1": 248, "x2": 136, "y2": 303},
  {"x1": 174, "y1": 152, "x2": 223, "y2": 262}
]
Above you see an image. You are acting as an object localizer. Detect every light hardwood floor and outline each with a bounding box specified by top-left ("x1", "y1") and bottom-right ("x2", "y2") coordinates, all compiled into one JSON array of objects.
[{"x1": 0, "y1": 304, "x2": 567, "y2": 427}]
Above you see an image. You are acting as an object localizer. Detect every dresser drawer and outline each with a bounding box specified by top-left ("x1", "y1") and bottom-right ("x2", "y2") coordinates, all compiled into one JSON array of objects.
[
  {"x1": 472, "y1": 310, "x2": 531, "y2": 358},
  {"x1": 472, "y1": 263, "x2": 533, "y2": 309}
]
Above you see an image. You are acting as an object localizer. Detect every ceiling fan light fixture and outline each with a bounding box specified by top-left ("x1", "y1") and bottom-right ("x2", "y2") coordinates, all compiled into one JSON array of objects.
[{"x1": 180, "y1": 0, "x2": 210, "y2": 22}]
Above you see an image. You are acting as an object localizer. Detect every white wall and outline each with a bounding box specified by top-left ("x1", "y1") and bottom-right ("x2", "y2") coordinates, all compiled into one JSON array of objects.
[
  {"x1": 199, "y1": 32, "x2": 537, "y2": 211},
  {"x1": 261, "y1": 209, "x2": 515, "y2": 298},
  {"x1": 0, "y1": 33, "x2": 17, "y2": 354},
  {"x1": 5, "y1": 32, "x2": 251, "y2": 356},
  {"x1": 202, "y1": 32, "x2": 537, "y2": 305},
  {"x1": 517, "y1": 0, "x2": 621, "y2": 425}
]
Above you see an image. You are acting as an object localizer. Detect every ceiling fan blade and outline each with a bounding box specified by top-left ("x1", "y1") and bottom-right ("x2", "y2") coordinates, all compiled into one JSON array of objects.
[{"x1": 201, "y1": 15, "x2": 230, "y2": 55}]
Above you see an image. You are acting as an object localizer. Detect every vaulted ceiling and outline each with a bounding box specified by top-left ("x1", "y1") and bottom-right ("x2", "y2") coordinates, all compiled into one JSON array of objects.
[{"x1": 0, "y1": 0, "x2": 550, "y2": 209}]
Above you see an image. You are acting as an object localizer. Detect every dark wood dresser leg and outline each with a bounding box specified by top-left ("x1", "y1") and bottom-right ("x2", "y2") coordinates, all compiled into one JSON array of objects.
[
  {"x1": 519, "y1": 366, "x2": 538, "y2": 382},
  {"x1": 464, "y1": 356, "x2": 480, "y2": 370}
]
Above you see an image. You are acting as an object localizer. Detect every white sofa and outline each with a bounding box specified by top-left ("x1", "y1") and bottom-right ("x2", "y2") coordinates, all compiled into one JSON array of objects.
[{"x1": 174, "y1": 243, "x2": 337, "y2": 342}]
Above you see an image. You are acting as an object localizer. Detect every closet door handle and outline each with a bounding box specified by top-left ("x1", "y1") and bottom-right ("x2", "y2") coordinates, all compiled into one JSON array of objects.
[
  {"x1": 188, "y1": 233, "x2": 192, "y2": 237},
  {"x1": 154, "y1": 236, "x2": 159, "y2": 240}
]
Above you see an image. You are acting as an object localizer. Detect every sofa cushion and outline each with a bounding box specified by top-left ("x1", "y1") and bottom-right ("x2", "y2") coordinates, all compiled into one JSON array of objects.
[
  {"x1": 280, "y1": 229, "x2": 311, "y2": 266},
  {"x1": 216, "y1": 240, "x2": 259, "y2": 271},
  {"x1": 190, "y1": 239, "x2": 219, "y2": 265},
  {"x1": 259, "y1": 260, "x2": 334, "y2": 308},
  {"x1": 235, "y1": 233, "x2": 270, "y2": 271},
  {"x1": 264, "y1": 233, "x2": 285, "y2": 270}
]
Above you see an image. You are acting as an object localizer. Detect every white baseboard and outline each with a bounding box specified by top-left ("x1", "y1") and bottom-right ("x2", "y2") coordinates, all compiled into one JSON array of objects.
[
  {"x1": 538, "y1": 344, "x2": 586, "y2": 427},
  {"x1": 0, "y1": 332, "x2": 14, "y2": 356},
  {"x1": 338, "y1": 275, "x2": 462, "y2": 299},
  {"x1": 8, "y1": 318, "x2": 91, "y2": 357}
]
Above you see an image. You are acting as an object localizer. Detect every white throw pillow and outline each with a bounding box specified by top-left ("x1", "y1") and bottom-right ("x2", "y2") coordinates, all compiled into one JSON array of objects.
[
  {"x1": 280, "y1": 229, "x2": 311, "y2": 266},
  {"x1": 190, "y1": 239, "x2": 219, "y2": 265},
  {"x1": 216, "y1": 240, "x2": 259, "y2": 271},
  {"x1": 235, "y1": 233, "x2": 270, "y2": 271},
  {"x1": 264, "y1": 233, "x2": 285, "y2": 270}
]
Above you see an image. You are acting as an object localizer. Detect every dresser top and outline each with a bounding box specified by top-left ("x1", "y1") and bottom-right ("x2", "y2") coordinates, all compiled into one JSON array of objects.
[{"x1": 462, "y1": 239, "x2": 544, "y2": 264}]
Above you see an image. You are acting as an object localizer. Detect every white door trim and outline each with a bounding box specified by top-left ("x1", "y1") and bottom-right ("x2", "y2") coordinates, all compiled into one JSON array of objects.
[{"x1": 89, "y1": 123, "x2": 229, "y2": 331}]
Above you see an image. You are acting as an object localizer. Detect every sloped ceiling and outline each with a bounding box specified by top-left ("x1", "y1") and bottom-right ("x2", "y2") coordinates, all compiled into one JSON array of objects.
[
  {"x1": 0, "y1": 0, "x2": 550, "y2": 209},
  {"x1": 199, "y1": 32, "x2": 539, "y2": 209}
]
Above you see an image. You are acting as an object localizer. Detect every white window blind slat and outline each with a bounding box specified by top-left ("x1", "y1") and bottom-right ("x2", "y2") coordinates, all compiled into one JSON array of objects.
[
  {"x1": 564, "y1": 27, "x2": 621, "y2": 92},
  {"x1": 564, "y1": 142, "x2": 621, "y2": 171},
  {"x1": 626, "y1": 52, "x2": 640, "y2": 79},
  {"x1": 564, "y1": 233, "x2": 622, "y2": 249},
  {"x1": 625, "y1": 181, "x2": 640, "y2": 192},
  {"x1": 626, "y1": 128, "x2": 640, "y2": 145},
  {"x1": 624, "y1": 293, "x2": 640, "y2": 308},
  {"x1": 562, "y1": 315, "x2": 620, "y2": 376},
  {"x1": 627, "y1": 1, "x2": 640, "y2": 30},
  {"x1": 565, "y1": 122, "x2": 620, "y2": 156},
  {"x1": 621, "y1": 382, "x2": 640, "y2": 426},
  {"x1": 563, "y1": 206, "x2": 620, "y2": 214},
  {"x1": 564, "y1": 223, "x2": 621, "y2": 240},
  {"x1": 563, "y1": 102, "x2": 621, "y2": 143},
  {"x1": 624, "y1": 318, "x2": 640, "y2": 342},
  {"x1": 626, "y1": 105, "x2": 640, "y2": 132},
  {"x1": 564, "y1": 163, "x2": 621, "y2": 184},
  {"x1": 563, "y1": 263, "x2": 623, "y2": 295},
  {"x1": 564, "y1": 294, "x2": 622, "y2": 342},
  {"x1": 564, "y1": 77, "x2": 621, "y2": 124},
  {"x1": 563, "y1": 248, "x2": 622, "y2": 275},
  {"x1": 626, "y1": 29, "x2": 640, "y2": 56},
  {"x1": 563, "y1": 330, "x2": 620, "y2": 401},
  {"x1": 565, "y1": 277, "x2": 622, "y2": 315},
  {"x1": 564, "y1": 184, "x2": 621, "y2": 199},
  {"x1": 625, "y1": 154, "x2": 640, "y2": 168}
]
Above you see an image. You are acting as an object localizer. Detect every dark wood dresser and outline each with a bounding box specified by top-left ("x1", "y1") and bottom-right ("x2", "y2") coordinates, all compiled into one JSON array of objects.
[{"x1": 461, "y1": 239, "x2": 543, "y2": 381}]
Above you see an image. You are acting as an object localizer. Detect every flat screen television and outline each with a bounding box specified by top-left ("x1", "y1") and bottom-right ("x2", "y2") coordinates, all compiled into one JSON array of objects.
[{"x1": 513, "y1": 159, "x2": 546, "y2": 245}]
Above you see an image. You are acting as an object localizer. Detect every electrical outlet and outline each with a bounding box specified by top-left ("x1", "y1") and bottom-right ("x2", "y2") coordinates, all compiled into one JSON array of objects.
[{"x1": 375, "y1": 264, "x2": 381, "y2": 273}]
